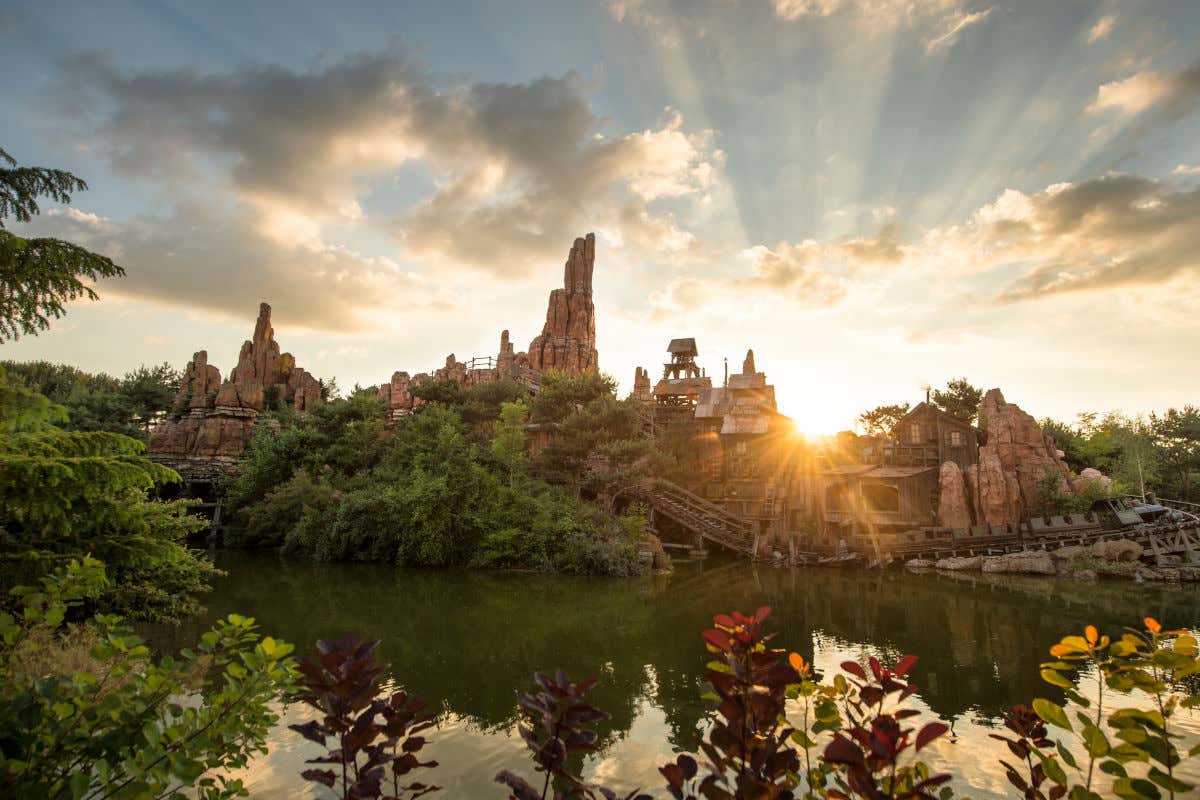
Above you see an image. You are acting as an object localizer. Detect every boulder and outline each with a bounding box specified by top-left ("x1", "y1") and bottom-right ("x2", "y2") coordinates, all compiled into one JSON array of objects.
[
  {"x1": 935, "y1": 555, "x2": 983, "y2": 571},
  {"x1": 981, "y1": 551, "x2": 1056, "y2": 575},
  {"x1": 906, "y1": 559, "x2": 935, "y2": 570},
  {"x1": 936, "y1": 461, "x2": 973, "y2": 529},
  {"x1": 1050, "y1": 545, "x2": 1088, "y2": 561},
  {"x1": 1071, "y1": 467, "x2": 1114, "y2": 496},
  {"x1": 1090, "y1": 539, "x2": 1143, "y2": 562}
]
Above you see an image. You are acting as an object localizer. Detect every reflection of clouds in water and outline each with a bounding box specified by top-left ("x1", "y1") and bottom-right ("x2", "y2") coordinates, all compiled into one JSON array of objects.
[
  {"x1": 217, "y1": 644, "x2": 1200, "y2": 800},
  {"x1": 810, "y1": 639, "x2": 1200, "y2": 799}
]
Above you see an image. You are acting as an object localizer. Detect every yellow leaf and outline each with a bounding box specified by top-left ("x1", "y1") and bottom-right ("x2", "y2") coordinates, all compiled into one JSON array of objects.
[{"x1": 1085, "y1": 625, "x2": 1098, "y2": 645}]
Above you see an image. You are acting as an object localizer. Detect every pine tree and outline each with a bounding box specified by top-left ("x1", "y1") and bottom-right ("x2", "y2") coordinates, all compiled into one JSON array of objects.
[{"x1": 0, "y1": 147, "x2": 124, "y2": 341}]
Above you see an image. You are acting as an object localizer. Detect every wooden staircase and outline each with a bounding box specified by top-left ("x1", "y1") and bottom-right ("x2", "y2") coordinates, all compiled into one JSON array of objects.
[{"x1": 629, "y1": 478, "x2": 758, "y2": 556}]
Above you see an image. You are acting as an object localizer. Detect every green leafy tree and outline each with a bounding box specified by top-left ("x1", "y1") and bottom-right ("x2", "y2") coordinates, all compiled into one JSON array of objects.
[
  {"x1": 0, "y1": 148, "x2": 124, "y2": 341},
  {"x1": 491, "y1": 399, "x2": 529, "y2": 487},
  {"x1": 1150, "y1": 406, "x2": 1200, "y2": 501},
  {"x1": 0, "y1": 557, "x2": 297, "y2": 799},
  {"x1": 857, "y1": 403, "x2": 911, "y2": 437},
  {"x1": 931, "y1": 377, "x2": 983, "y2": 424},
  {"x1": 0, "y1": 367, "x2": 216, "y2": 620}
]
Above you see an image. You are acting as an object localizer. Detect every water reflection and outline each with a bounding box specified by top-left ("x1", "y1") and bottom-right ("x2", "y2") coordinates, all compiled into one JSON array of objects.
[{"x1": 142, "y1": 553, "x2": 1200, "y2": 798}]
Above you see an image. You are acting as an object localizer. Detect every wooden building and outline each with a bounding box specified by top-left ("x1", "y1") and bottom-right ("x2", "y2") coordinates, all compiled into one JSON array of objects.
[
  {"x1": 691, "y1": 350, "x2": 814, "y2": 547},
  {"x1": 814, "y1": 403, "x2": 981, "y2": 547}
]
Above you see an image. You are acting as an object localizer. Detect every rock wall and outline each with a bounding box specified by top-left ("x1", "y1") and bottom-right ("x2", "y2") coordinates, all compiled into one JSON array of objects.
[
  {"x1": 149, "y1": 303, "x2": 321, "y2": 467},
  {"x1": 527, "y1": 233, "x2": 599, "y2": 375}
]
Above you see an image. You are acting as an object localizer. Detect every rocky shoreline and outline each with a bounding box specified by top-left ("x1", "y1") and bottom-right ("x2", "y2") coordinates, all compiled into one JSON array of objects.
[{"x1": 906, "y1": 540, "x2": 1199, "y2": 582}]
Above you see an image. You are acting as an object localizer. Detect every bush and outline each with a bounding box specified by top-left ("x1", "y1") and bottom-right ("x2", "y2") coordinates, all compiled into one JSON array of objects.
[
  {"x1": 228, "y1": 394, "x2": 648, "y2": 576},
  {"x1": 0, "y1": 558, "x2": 297, "y2": 798}
]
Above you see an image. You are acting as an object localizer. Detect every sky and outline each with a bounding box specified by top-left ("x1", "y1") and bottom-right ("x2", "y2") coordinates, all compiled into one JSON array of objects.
[{"x1": 2, "y1": 0, "x2": 1199, "y2": 434}]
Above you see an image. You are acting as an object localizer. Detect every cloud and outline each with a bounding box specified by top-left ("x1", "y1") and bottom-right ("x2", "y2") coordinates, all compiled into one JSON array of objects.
[
  {"x1": 1088, "y1": 66, "x2": 1200, "y2": 117},
  {"x1": 1173, "y1": 164, "x2": 1200, "y2": 176},
  {"x1": 1087, "y1": 14, "x2": 1115, "y2": 44},
  {"x1": 17, "y1": 203, "x2": 434, "y2": 331},
  {"x1": 924, "y1": 7, "x2": 993, "y2": 52},
  {"x1": 771, "y1": 0, "x2": 962, "y2": 21},
  {"x1": 898, "y1": 174, "x2": 1200, "y2": 302},
  {"x1": 55, "y1": 51, "x2": 722, "y2": 296}
]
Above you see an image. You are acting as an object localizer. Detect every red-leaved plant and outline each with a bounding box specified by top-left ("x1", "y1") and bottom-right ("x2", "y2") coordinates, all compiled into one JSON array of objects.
[{"x1": 290, "y1": 633, "x2": 440, "y2": 800}]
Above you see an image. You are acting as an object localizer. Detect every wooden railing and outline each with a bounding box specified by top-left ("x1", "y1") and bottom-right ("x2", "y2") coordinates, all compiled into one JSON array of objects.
[{"x1": 628, "y1": 478, "x2": 758, "y2": 556}]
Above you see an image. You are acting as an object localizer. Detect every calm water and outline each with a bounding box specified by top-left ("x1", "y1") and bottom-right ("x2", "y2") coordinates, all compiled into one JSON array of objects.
[{"x1": 145, "y1": 552, "x2": 1200, "y2": 798}]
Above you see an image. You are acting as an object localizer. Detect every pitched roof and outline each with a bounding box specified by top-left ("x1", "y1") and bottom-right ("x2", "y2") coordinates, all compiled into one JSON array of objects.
[{"x1": 667, "y1": 337, "x2": 698, "y2": 355}]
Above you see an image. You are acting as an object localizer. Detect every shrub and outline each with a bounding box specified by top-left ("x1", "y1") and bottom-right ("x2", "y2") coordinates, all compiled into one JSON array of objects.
[{"x1": 0, "y1": 558, "x2": 297, "y2": 798}]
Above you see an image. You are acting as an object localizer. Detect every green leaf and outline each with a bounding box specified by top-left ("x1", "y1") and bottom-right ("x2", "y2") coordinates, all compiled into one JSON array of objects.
[
  {"x1": 1057, "y1": 740, "x2": 1078, "y2": 769},
  {"x1": 1034, "y1": 698, "x2": 1073, "y2": 731},
  {"x1": 1042, "y1": 755, "x2": 1068, "y2": 786},
  {"x1": 1041, "y1": 669, "x2": 1074, "y2": 689},
  {"x1": 1082, "y1": 722, "x2": 1110, "y2": 758},
  {"x1": 1100, "y1": 760, "x2": 1129, "y2": 778},
  {"x1": 1148, "y1": 768, "x2": 1192, "y2": 793}
]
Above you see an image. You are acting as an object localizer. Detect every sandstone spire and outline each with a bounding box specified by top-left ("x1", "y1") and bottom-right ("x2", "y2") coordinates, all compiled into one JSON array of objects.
[{"x1": 527, "y1": 233, "x2": 599, "y2": 375}]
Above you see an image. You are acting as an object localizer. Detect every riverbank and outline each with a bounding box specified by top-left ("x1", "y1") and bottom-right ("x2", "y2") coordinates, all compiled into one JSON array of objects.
[{"x1": 905, "y1": 537, "x2": 1200, "y2": 582}]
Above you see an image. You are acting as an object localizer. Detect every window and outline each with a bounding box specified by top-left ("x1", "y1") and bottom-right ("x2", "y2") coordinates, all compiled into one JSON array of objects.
[
  {"x1": 862, "y1": 483, "x2": 900, "y2": 513},
  {"x1": 706, "y1": 458, "x2": 722, "y2": 481},
  {"x1": 735, "y1": 441, "x2": 748, "y2": 454},
  {"x1": 947, "y1": 430, "x2": 963, "y2": 446},
  {"x1": 909, "y1": 424, "x2": 922, "y2": 444}
]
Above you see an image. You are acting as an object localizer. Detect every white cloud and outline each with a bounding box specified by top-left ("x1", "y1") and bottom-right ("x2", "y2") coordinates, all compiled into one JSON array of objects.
[
  {"x1": 1088, "y1": 67, "x2": 1200, "y2": 117},
  {"x1": 1172, "y1": 164, "x2": 1200, "y2": 176},
  {"x1": 1087, "y1": 14, "x2": 1115, "y2": 44},
  {"x1": 924, "y1": 7, "x2": 994, "y2": 52}
]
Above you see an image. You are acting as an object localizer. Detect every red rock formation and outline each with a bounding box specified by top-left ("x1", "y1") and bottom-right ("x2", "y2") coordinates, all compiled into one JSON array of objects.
[
  {"x1": 527, "y1": 233, "x2": 598, "y2": 375},
  {"x1": 977, "y1": 388, "x2": 1071, "y2": 518},
  {"x1": 377, "y1": 371, "x2": 416, "y2": 414},
  {"x1": 971, "y1": 447, "x2": 1022, "y2": 526},
  {"x1": 632, "y1": 366, "x2": 651, "y2": 402},
  {"x1": 937, "y1": 461, "x2": 973, "y2": 529},
  {"x1": 174, "y1": 351, "x2": 222, "y2": 411},
  {"x1": 149, "y1": 302, "x2": 321, "y2": 470}
]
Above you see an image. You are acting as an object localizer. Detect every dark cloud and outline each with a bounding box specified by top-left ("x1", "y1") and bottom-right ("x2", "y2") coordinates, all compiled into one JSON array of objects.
[{"x1": 980, "y1": 175, "x2": 1200, "y2": 301}]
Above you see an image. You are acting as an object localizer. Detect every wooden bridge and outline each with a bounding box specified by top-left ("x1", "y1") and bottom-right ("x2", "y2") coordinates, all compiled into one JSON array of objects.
[{"x1": 624, "y1": 478, "x2": 759, "y2": 557}]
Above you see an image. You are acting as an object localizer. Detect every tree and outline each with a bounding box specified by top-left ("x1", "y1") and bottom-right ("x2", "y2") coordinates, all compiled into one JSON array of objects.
[
  {"x1": 857, "y1": 403, "x2": 910, "y2": 438},
  {"x1": 931, "y1": 377, "x2": 983, "y2": 424},
  {"x1": 491, "y1": 399, "x2": 529, "y2": 487},
  {"x1": 1150, "y1": 406, "x2": 1200, "y2": 501},
  {"x1": 0, "y1": 148, "x2": 124, "y2": 341},
  {"x1": 0, "y1": 366, "x2": 216, "y2": 620}
]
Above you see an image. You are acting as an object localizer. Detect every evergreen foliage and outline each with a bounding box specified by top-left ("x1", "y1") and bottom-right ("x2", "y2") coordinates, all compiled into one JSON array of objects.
[
  {"x1": 931, "y1": 377, "x2": 983, "y2": 424},
  {"x1": 0, "y1": 148, "x2": 124, "y2": 341},
  {"x1": 0, "y1": 366, "x2": 217, "y2": 621}
]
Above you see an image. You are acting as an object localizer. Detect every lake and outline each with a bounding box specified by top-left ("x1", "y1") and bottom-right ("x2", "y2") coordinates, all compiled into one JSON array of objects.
[{"x1": 143, "y1": 551, "x2": 1200, "y2": 798}]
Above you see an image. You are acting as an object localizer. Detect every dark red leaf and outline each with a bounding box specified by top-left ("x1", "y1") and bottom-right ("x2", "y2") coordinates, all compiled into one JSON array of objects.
[{"x1": 915, "y1": 722, "x2": 949, "y2": 752}]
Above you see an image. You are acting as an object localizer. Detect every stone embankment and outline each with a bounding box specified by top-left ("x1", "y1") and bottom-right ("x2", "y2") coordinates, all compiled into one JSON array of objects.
[{"x1": 906, "y1": 540, "x2": 1200, "y2": 582}]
